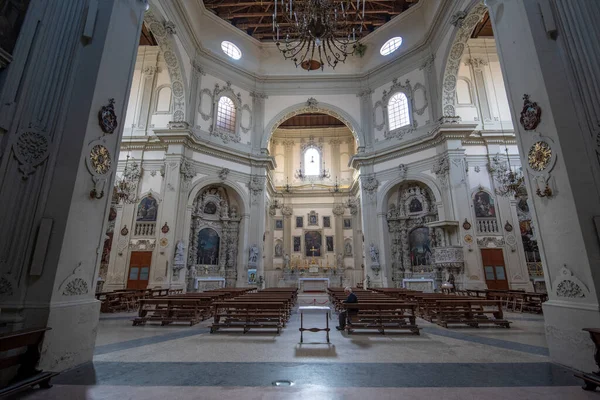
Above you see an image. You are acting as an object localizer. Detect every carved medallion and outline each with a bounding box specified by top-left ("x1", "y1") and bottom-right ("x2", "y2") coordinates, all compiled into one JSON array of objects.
[
  {"x1": 528, "y1": 141, "x2": 552, "y2": 171},
  {"x1": 98, "y1": 98, "x2": 118, "y2": 134},
  {"x1": 161, "y1": 222, "x2": 170, "y2": 234},
  {"x1": 13, "y1": 129, "x2": 51, "y2": 178},
  {"x1": 121, "y1": 225, "x2": 129, "y2": 236},
  {"x1": 464, "y1": 234, "x2": 473, "y2": 244},
  {"x1": 462, "y1": 219, "x2": 472, "y2": 230},
  {"x1": 89, "y1": 145, "x2": 111, "y2": 175},
  {"x1": 504, "y1": 221, "x2": 513, "y2": 232},
  {"x1": 160, "y1": 237, "x2": 169, "y2": 247},
  {"x1": 519, "y1": 94, "x2": 541, "y2": 131}
]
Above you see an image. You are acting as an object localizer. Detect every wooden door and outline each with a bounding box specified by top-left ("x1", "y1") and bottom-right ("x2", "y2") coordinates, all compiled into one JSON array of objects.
[
  {"x1": 481, "y1": 249, "x2": 509, "y2": 290},
  {"x1": 127, "y1": 252, "x2": 152, "y2": 289}
]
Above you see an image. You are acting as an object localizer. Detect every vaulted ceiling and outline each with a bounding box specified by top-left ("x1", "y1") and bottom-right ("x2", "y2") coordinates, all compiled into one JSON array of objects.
[{"x1": 203, "y1": 0, "x2": 420, "y2": 41}]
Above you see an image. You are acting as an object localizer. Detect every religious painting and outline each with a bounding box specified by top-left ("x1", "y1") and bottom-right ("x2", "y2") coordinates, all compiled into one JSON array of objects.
[
  {"x1": 409, "y1": 198, "x2": 423, "y2": 213},
  {"x1": 136, "y1": 195, "x2": 158, "y2": 221},
  {"x1": 307, "y1": 211, "x2": 319, "y2": 226},
  {"x1": 323, "y1": 216, "x2": 331, "y2": 228},
  {"x1": 343, "y1": 218, "x2": 352, "y2": 229},
  {"x1": 409, "y1": 227, "x2": 432, "y2": 267},
  {"x1": 296, "y1": 216, "x2": 304, "y2": 228},
  {"x1": 275, "y1": 219, "x2": 283, "y2": 230},
  {"x1": 248, "y1": 269, "x2": 257, "y2": 285},
  {"x1": 326, "y1": 236, "x2": 334, "y2": 252},
  {"x1": 293, "y1": 236, "x2": 301, "y2": 252},
  {"x1": 196, "y1": 228, "x2": 220, "y2": 265},
  {"x1": 204, "y1": 202, "x2": 217, "y2": 215},
  {"x1": 304, "y1": 231, "x2": 322, "y2": 257},
  {"x1": 473, "y1": 191, "x2": 496, "y2": 218}
]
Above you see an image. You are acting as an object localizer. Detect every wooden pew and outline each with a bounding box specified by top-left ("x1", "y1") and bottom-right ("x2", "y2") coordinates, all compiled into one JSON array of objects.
[
  {"x1": 132, "y1": 298, "x2": 213, "y2": 326},
  {"x1": 210, "y1": 301, "x2": 287, "y2": 333},
  {"x1": 0, "y1": 328, "x2": 59, "y2": 398},
  {"x1": 343, "y1": 303, "x2": 420, "y2": 335},
  {"x1": 434, "y1": 299, "x2": 511, "y2": 328}
]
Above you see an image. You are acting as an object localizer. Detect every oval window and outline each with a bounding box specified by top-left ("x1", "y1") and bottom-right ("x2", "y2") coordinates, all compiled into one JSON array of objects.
[
  {"x1": 221, "y1": 41, "x2": 242, "y2": 60},
  {"x1": 380, "y1": 37, "x2": 403, "y2": 56}
]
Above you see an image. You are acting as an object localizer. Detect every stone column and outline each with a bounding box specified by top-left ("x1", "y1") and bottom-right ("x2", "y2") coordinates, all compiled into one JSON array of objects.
[
  {"x1": 419, "y1": 55, "x2": 439, "y2": 121},
  {"x1": 247, "y1": 172, "x2": 267, "y2": 287},
  {"x1": 282, "y1": 205, "x2": 293, "y2": 256},
  {"x1": 134, "y1": 49, "x2": 159, "y2": 135},
  {"x1": 0, "y1": 0, "x2": 146, "y2": 371},
  {"x1": 332, "y1": 203, "x2": 345, "y2": 267},
  {"x1": 485, "y1": 0, "x2": 600, "y2": 371},
  {"x1": 466, "y1": 57, "x2": 493, "y2": 125}
]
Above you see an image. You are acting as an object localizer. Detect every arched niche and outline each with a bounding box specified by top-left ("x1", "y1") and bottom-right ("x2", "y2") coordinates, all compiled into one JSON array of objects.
[{"x1": 262, "y1": 100, "x2": 364, "y2": 151}]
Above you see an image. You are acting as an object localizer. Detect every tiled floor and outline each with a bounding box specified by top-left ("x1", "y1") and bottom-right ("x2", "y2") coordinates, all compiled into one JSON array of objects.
[{"x1": 19, "y1": 295, "x2": 597, "y2": 399}]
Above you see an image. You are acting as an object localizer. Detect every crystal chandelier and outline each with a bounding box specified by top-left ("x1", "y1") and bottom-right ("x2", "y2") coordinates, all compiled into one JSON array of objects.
[
  {"x1": 114, "y1": 155, "x2": 137, "y2": 203},
  {"x1": 272, "y1": 0, "x2": 364, "y2": 70}
]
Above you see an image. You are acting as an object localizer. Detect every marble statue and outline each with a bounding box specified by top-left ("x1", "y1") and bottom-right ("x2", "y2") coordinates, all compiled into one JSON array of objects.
[
  {"x1": 369, "y1": 243, "x2": 380, "y2": 264},
  {"x1": 344, "y1": 241, "x2": 352, "y2": 256},
  {"x1": 174, "y1": 240, "x2": 186, "y2": 267},
  {"x1": 275, "y1": 242, "x2": 283, "y2": 257},
  {"x1": 249, "y1": 244, "x2": 259, "y2": 264},
  {"x1": 283, "y1": 254, "x2": 290, "y2": 269}
]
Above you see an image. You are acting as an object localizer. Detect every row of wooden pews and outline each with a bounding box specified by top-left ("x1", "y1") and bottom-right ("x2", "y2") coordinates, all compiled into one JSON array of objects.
[
  {"x1": 132, "y1": 288, "x2": 253, "y2": 326},
  {"x1": 211, "y1": 288, "x2": 298, "y2": 334},
  {"x1": 96, "y1": 288, "x2": 184, "y2": 313},
  {"x1": 328, "y1": 288, "x2": 421, "y2": 335}
]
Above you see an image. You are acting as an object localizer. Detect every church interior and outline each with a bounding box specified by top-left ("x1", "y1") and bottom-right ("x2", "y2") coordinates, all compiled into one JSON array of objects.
[{"x1": 0, "y1": 0, "x2": 599, "y2": 399}]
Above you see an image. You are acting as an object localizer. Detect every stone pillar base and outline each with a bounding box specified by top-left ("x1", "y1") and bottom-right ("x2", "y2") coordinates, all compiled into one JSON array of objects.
[
  {"x1": 543, "y1": 301, "x2": 599, "y2": 372},
  {"x1": 39, "y1": 300, "x2": 101, "y2": 372}
]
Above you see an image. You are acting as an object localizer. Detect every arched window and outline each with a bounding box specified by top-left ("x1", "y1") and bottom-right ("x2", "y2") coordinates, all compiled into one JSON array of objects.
[
  {"x1": 303, "y1": 147, "x2": 320, "y2": 176},
  {"x1": 388, "y1": 92, "x2": 410, "y2": 130},
  {"x1": 216, "y1": 96, "x2": 236, "y2": 133}
]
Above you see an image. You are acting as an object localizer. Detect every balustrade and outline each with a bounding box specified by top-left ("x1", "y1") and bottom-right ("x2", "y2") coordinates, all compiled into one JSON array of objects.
[
  {"x1": 476, "y1": 218, "x2": 499, "y2": 233},
  {"x1": 134, "y1": 222, "x2": 156, "y2": 237}
]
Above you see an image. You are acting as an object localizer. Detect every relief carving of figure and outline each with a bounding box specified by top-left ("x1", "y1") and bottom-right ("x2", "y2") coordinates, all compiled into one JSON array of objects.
[
  {"x1": 369, "y1": 243, "x2": 380, "y2": 264},
  {"x1": 249, "y1": 244, "x2": 259, "y2": 263},
  {"x1": 174, "y1": 240, "x2": 186, "y2": 267},
  {"x1": 344, "y1": 241, "x2": 352, "y2": 256},
  {"x1": 230, "y1": 205, "x2": 238, "y2": 218},
  {"x1": 283, "y1": 254, "x2": 290, "y2": 269},
  {"x1": 275, "y1": 242, "x2": 283, "y2": 257}
]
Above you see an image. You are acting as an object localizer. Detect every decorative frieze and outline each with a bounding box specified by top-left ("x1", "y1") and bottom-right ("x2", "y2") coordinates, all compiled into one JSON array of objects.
[{"x1": 553, "y1": 265, "x2": 589, "y2": 299}]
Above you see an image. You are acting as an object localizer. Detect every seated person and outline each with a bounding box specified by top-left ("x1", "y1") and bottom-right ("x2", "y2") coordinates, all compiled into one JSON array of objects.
[{"x1": 336, "y1": 286, "x2": 358, "y2": 331}]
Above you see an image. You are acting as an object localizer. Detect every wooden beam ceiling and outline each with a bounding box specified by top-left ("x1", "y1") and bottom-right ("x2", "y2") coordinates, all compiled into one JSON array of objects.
[
  {"x1": 203, "y1": 0, "x2": 420, "y2": 42},
  {"x1": 278, "y1": 113, "x2": 346, "y2": 129},
  {"x1": 471, "y1": 11, "x2": 493, "y2": 38}
]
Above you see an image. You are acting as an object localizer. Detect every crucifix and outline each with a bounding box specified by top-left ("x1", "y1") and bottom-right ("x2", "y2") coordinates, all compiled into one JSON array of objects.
[{"x1": 310, "y1": 246, "x2": 318, "y2": 259}]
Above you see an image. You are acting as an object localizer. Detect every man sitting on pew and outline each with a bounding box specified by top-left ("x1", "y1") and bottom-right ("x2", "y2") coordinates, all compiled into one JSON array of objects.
[{"x1": 336, "y1": 287, "x2": 358, "y2": 331}]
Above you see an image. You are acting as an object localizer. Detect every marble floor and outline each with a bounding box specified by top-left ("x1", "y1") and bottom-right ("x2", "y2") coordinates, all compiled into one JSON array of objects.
[{"x1": 19, "y1": 294, "x2": 596, "y2": 400}]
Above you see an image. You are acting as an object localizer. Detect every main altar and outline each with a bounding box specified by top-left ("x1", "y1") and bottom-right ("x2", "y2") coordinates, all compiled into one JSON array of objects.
[{"x1": 281, "y1": 249, "x2": 343, "y2": 292}]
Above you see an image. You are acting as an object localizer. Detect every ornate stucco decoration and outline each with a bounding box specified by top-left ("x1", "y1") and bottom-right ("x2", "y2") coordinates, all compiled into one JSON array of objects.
[
  {"x1": 442, "y1": 3, "x2": 488, "y2": 116},
  {"x1": 419, "y1": 54, "x2": 435, "y2": 73},
  {"x1": 476, "y1": 237, "x2": 505, "y2": 247},
  {"x1": 332, "y1": 204, "x2": 345, "y2": 216},
  {"x1": 240, "y1": 104, "x2": 253, "y2": 134},
  {"x1": 360, "y1": 175, "x2": 379, "y2": 198},
  {"x1": 129, "y1": 239, "x2": 156, "y2": 251},
  {"x1": 433, "y1": 247, "x2": 464, "y2": 264},
  {"x1": 198, "y1": 88, "x2": 214, "y2": 121},
  {"x1": 373, "y1": 100, "x2": 386, "y2": 131},
  {"x1": 300, "y1": 135, "x2": 323, "y2": 152},
  {"x1": 144, "y1": 10, "x2": 186, "y2": 122},
  {"x1": 346, "y1": 197, "x2": 360, "y2": 215},
  {"x1": 450, "y1": 10, "x2": 468, "y2": 27},
  {"x1": 356, "y1": 89, "x2": 373, "y2": 98},
  {"x1": 525, "y1": 134, "x2": 558, "y2": 198},
  {"x1": 466, "y1": 57, "x2": 488, "y2": 70},
  {"x1": 553, "y1": 265, "x2": 589, "y2": 299},
  {"x1": 180, "y1": 159, "x2": 195, "y2": 182},
  {"x1": 0, "y1": 275, "x2": 15, "y2": 297},
  {"x1": 13, "y1": 128, "x2": 51, "y2": 179},
  {"x1": 432, "y1": 155, "x2": 450, "y2": 188},
  {"x1": 306, "y1": 97, "x2": 318, "y2": 109},
  {"x1": 142, "y1": 66, "x2": 159, "y2": 78},
  {"x1": 219, "y1": 168, "x2": 230, "y2": 181},
  {"x1": 164, "y1": 21, "x2": 176, "y2": 35},
  {"x1": 399, "y1": 164, "x2": 408, "y2": 180},
  {"x1": 58, "y1": 263, "x2": 90, "y2": 296},
  {"x1": 249, "y1": 175, "x2": 265, "y2": 204},
  {"x1": 281, "y1": 205, "x2": 293, "y2": 218}
]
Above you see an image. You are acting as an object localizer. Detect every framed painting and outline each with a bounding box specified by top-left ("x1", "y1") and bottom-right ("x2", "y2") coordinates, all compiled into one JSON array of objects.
[
  {"x1": 323, "y1": 216, "x2": 331, "y2": 228},
  {"x1": 137, "y1": 195, "x2": 158, "y2": 221},
  {"x1": 248, "y1": 269, "x2": 257, "y2": 284},
  {"x1": 196, "y1": 228, "x2": 220, "y2": 265},
  {"x1": 296, "y1": 216, "x2": 304, "y2": 228},
  {"x1": 473, "y1": 191, "x2": 496, "y2": 218},
  {"x1": 409, "y1": 227, "x2": 432, "y2": 267},
  {"x1": 326, "y1": 236, "x2": 334, "y2": 252},
  {"x1": 275, "y1": 218, "x2": 283, "y2": 230},
  {"x1": 304, "y1": 231, "x2": 322, "y2": 257},
  {"x1": 293, "y1": 236, "x2": 301, "y2": 252},
  {"x1": 343, "y1": 218, "x2": 352, "y2": 229},
  {"x1": 307, "y1": 211, "x2": 318, "y2": 226}
]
